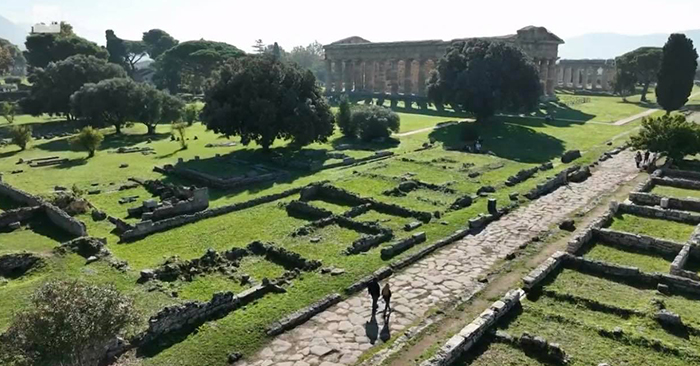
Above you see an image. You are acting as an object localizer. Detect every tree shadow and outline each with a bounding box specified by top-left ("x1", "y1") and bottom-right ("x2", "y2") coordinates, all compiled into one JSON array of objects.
[
  {"x1": 0, "y1": 148, "x2": 23, "y2": 159},
  {"x1": 27, "y1": 214, "x2": 76, "y2": 242},
  {"x1": 428, "y1": 121, "x2": 565, "y2": 164},
  {"x1": 51, "y1": 158, "x2": 88, "y2": 169},
  {"x1": 330, "y1": 136, "x2": 400, "y2": 152},
  {"x1": 35, "y1": 131, "x2": 170, "y2": 153}
]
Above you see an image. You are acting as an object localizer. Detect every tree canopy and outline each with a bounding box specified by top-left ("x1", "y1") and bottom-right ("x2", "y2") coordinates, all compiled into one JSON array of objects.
[
  {"x1": 426, "y1": 39, "x2": 541, "y2": 122},
  {"x1": 656, "y1": 34, "x2": 698, "y2": 112},
  {"x1": 289, "y1": 41, "x2": 326, "y2": 83},
  {"x1": 631, "y1": 114, "x2": 699, "y2": 161},
  {"x1": 152, "y1": 40, "x2": 244, "y2": 93},
  {"x1": 20, "y1": 55, "x2": 126, "y2": 120},
  {"x1": 614, "y1": 47, "x2": 662, "y2": 102},
  {"x1": 71, "y1": 77, "x2": 183, "y2": 134},
  {"x1": 0, "y1": 38, "x2": 26, "y2": 75},
  {"x1": 0, "y1": 44, "x2": 12, "y2": 73},
  {"x1": 142, "y1": 29, "x2": 179, "y2": 59},
  {"x1": 201, "y1": 54, "x2": 334, "y2": 151},
  {"x1": 24, "y1": 27, "x2": 108, "y2": 69},
  {"x1": 106, "y1": 30, "x2": 147, "y2": 77}
]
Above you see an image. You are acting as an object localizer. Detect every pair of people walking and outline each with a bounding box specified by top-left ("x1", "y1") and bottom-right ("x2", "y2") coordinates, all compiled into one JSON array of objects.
[
  {"x1": 367, "y1": 278, "x2": 391, "y2": 316},
  {"x1": 635, "y1": 150, "x2": 653, "y2": 169}
]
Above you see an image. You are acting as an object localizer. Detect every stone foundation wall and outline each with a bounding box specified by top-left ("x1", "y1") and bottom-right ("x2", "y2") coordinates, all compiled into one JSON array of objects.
[
  {"x1": 522, "y1": 251, "x2": 567, "y2": 290},
  {"x1": 593, "y1": 228, "x2": 685, "y2": 256},
  {"x1": 419, "y1": 289, "x2": 526, "y2": 366},
  {"x1": 144, "y1": 187, "x2": 209, "y2": 221},
  {"x1": 524, "y1": 166, "x2": 581, "y2": 200},
  {"x1": 617, "y1": 202, "x2": 700, "y2": 225},
  {"x1": 654, "y1": 176, "x2": 700, "y2": 191},
  {"x1": 664, "y1": 168, "x2": 700, "y2": 181},
  {"x1": 0, "y1": 206, "x2": 42, "y2": 228},
  {"x1": 0, "y1": 181, "x2": 86, "y2": 237},
  {"x1": 266, "y1": 293, "x2": 343, "y2": 336},
  {"x1": 566, "y1": 205, "x2": 616, "y2": 254},
  {"x1": 380, "y1": 232, "x2": 427, "y2": 259},
  {"x1": 157, "y1": 164, "x2": 286, "y2": 190},
  {"x1": 630, "y1": 192, "x2": 700, "y2": 213}
]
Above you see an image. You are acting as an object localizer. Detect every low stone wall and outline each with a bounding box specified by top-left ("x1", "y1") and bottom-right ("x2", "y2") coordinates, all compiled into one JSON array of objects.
[
  {"x1": 524, "y1": 166, "x2": 581, "y2": 200},
  {"x1": 629, "y1": 192, "x2": 700, "y2": 213},
  {"x1": 120, "y1": 185, "x2": 307, "y2": 241},
  {"x1": 0, "y1": 180, "x2": 86, "y2": 237},
  {"x1": 266, "y1": 293, "x2": 342, "y2": 336},
  {"x1": 505, "y1": 166, "x2": 539, "y2": 187},
  {"x1": 157, "y1": 164, "x2": 287, "y2": 190},
  {"x1": 654, "y1": 176, "x2": 700, "y2": 191},
  {"x1": 0, "y1": 252, "x2": 43, "y2": 278},
  {"x1": 380, "y1": 232, "x2": 427, "y2": 260},
  {"x1": 285, "y1": 200, "x2": 334, "y2": 220},
  {"x1": 566, "y1": 205, "x2": 616, "y2": 254},
  {"x1": 617, "y1": 202, "x2": 700, "y2": 225},
  {"x1": 594, "y1": 228, "x2": 685, "y2": 256},
  {"x1": 143, "y1": 187, "x2": 209, "y2": 221},
  {"x1": 664, "y1": 168, "x2": 700, "y2": 181},
  {"x1": 0, "y1": 206, "x2": 42, "y2": 228},
  {"x1": 344, "y1": 266, "x2": 394, "y2": 295},
  {"x1": 522, "y1": 251, "x2": 567, "y2": 290},
  {"x1": 670, "y1": 245, "x2": 694, "y2": 277},
  {"x1": 247, "y1": 241, "x2": 321, "y2": 271},
  {"x1": 419, "y1": 289, "x2": 526, "y2": 366},
  {"x1": 389, "y1": 229, "x2": 469, "y2": 271},
  {"x1": 345, "y1": 230, "x2": 394, "y2": 255}
]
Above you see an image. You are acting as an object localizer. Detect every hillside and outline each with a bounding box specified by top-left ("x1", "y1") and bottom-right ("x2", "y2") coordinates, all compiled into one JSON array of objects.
[
  {"x1": 0, "y1": 15, "x2": 27, "y2": 48},
  {"x1": 560, "y1": 29, "x2": 700, "y2": 59}
]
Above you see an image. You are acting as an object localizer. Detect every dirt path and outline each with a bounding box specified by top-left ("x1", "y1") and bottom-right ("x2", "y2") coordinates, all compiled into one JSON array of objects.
[{"x1": 237, "y1": 151, "x2": 640, "y2": 366}]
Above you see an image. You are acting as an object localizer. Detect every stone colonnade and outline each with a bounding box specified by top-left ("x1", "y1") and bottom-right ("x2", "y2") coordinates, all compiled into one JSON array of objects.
[
  {"x1": 556, "y1": 59, "x2": 616, "y2": 91},
  {"x1": 324, "y1": 58, "x2": 434, "y2": 96}
]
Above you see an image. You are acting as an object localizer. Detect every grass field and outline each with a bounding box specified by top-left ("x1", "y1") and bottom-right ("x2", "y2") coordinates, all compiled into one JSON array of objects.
[
  {"x1": 652, "y1": 185, "x2": 700, "y2": 200},
  {"x1": 606, "y1": 213, "x2": 696, "y2": 243},
  {"x1": 0, "y1": 97, "x2": 646, "y2": 366},
  {"x1": 581, "y1": 240, "x2": 676, "y2": 273}
]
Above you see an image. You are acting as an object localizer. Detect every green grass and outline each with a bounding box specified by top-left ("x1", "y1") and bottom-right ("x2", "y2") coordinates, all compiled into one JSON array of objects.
[
  {"x1": 454, "y1": 341, "x2": 546, "y2": 366},
  {"x1": 581, "y1": 240, "x2": 676, "y2": 273},
  {"x1": 607, "y1": 213, "x2": 696, "y2": 243},
  {"x1": 0, "y1": 110, "x2": 642, "y2": 365},
  {"x1": 540, "y1": 90, "x2": 657, "y2": 123},
  {"x1": 652, "y1": 185, "x2": 700, "y2": 200}
]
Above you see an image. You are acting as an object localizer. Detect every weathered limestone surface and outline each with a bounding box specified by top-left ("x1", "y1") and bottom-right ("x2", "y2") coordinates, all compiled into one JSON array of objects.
[{"x1": 238, "y1": 151, "x2": 638, "y2": 366}]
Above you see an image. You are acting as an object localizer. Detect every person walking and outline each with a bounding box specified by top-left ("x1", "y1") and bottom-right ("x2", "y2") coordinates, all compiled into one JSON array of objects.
[
  {"x1": 644, "y1": 150, "x2": 651, "y2": 165},
  {"x1": 635, "y1": 151, "x2": 642, "y2": 169},
  {"x1": 382, "y1": 283, "x2": 392, "y2": 316},
  {"x1": 367, "y1": 278, "x2": 380, "y2": 313}
]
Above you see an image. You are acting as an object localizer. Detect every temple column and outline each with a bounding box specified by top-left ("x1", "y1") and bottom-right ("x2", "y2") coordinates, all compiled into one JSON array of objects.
[
  {"x1": 387, "y1": 60, "x2": 399, "y2": 94},
  {"x1": 571, "y1": 66, "x2": 579, "y2": 88},
  {"x1": 365, "y1": 60, "x2": 375, "y2": 93},
  {"x1": 336, "y1": 61, "x2": 345, "y2": 93},
  {"x1": 582, "y1": 67, "x2": 590, "y2": 90},
  {"x1": 403, "y1": 59, "x2": 413, "y2": 95},
  {"x1": 354, "y1": 60, "x2": 363, "y2": 92},
  {"x1": 546, "y1": 59, "x2": 557, "y2": 95},
  {"x1": 538, "y1": 59, "x2": 548, "y2": 94},
  {"x1": 344, "y1": 61, "x2": 354, "y2": 92},
  {"x1": 325, "y1": 60, "x2": 333, "y2": 93},
  {"x1": 600, "y1": 68, "x2": 611, "y2": 91},
  {"x1": 417, "y1": 59, "x2": 427, "y2": 96},
  {"x1": 563, "y1": 67, "x2": 572, "y2": 88},
  {"x1": 375, "y1": 61, "x2": 386, "y2": 94}
]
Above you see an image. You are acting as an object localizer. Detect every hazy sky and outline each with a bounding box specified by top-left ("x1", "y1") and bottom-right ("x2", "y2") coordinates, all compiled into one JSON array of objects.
[{"x1": 1, "y1": 0, "x2": 699, "y2": 51}]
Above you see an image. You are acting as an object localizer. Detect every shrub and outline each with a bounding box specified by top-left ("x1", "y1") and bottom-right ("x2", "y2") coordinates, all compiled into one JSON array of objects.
[
  {"x1": 69, "y1": 126, "x2": 104, "y2": 158},
  {"x1": 349, "y1": 105, "x2": 400, "y2": 142},
  {"x1": 0, "y1": 281, "x2": 137, "y2": 366},
  {"x1": 9, "y1": 124, "x2": 32, "y2": 150},
  {"x1": 631, "y1": 114, "x2": 700, "y2": 160},
  {"x1": 336, "y1": 95, "x2": 354, "y2": 136},
  {"x1": 172, "y1": 121, "x2": 188, "y2": 149},
  {"x1": 183, "y1": 104, "x2": 199, "y2": 126},
  {"x1": 0, "y1": 101, "x2": 16, "y2": 124}
]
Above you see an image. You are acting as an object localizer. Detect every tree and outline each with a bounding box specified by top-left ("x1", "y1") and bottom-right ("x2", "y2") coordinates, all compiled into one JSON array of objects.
[
  {"x1": 0, "y1": 38, "x2": 26, "y2": 76},
  {"x1": 289, "y1": 41, "x2": 326, "y2": 82},
  {"x1": 142, "y1": 29, "x2": 179, "y2": 59},
  {"x1": 172, "y1": 122, "x2": 188, "y2": 149},
  {"x1": 252, "y1": 39, "x2": 265, "y2": 54},
  {"x1": 614, "y1": 47, "x2": 662, "y2": 102},
  {"x1": 20, "y1": 55, "x2": 126, "y2": 119},
  {"x1": 342, "y1": 105, "x2": 400, "y2": 141},
  {"x1": 71, "y1": 77, "x2": 184, "y2": 134},
  {"x1": 612, "y1": 67, "x2": 637, "y2": 100},
  {"x1": 9, "y1": 124, "x2": 32, "y2": 150},
  {"x1": 426, "y1": 39, "x2": 541, "y2": 122},
  {"x1": 106, "y1": 30, "x2": 147, "y2": 77},
  {"x1": 24, "y1": 31, "x2": 108, "y2": 69},
  {"x1": 69, "y1": 126, "x2": 104, "y2": 158},
  {"x1": 0, "y1": 280, "x2": 137, "y2": 366},
  {"x1": 336, "y1": 95, "x2": 354, "y2": 136},
  {"x1": 153, "y1": 40, "x2": 245, "y2": 93},
  {"x1": 201, "y1": 54, "x2": 335, "y2": 152},
  {"x1": 0, "y1": 101, "x2": 16, "y2": 124},
  {"x1": 656, "y1": 34, "x2": 699, "y2": 113},
  {"x1": 631, "y1": 114, "x2": 699, "y2": 161},
  {"x1": 183, "y1": 104, "x2": 199, "y2": 125},
  {"x1": 0, "y1": 45, "x2": 12, "y2": 73}
]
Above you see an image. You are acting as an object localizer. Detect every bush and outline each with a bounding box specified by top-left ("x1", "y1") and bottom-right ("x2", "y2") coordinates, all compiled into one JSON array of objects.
[
  {"x1": 183, "y1": 104, "x2": 199, "y2": 126},
  {"x1": 9, "y1": 124, "x2": 32, "y2": 150},
  {"x1": 172, "y1": 121, "x2": 188, "y2": 149},
  {"x1": 631, "y1": 114, "x2": 700, "y2": 160},
  {"x1": 336, "y1": 95, "x2": 354, "y2": 136},
  {"x1": 0, "y1": 281, "x2": 137, "y2": 366},
  {"x1": 347, "y1": 105, "x2": 400, "y2": 142},
  {"x1": 0, "y1": 101, "x2": 16, "y2": 124},
  {"x1": 69, "y1": 126, "x2": 104, "y2": 158}
]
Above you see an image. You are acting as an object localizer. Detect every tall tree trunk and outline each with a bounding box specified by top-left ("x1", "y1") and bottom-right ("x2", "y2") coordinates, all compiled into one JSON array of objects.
[
  {"x1": 147, "y1": 124, "x2": 156, "y2": 135},
  {"x1": 641, "y1": 81, "x2": 650, "y2": 102},
  {"x1": 114, "y1": 123, "x2": 122, "y2": 134}
]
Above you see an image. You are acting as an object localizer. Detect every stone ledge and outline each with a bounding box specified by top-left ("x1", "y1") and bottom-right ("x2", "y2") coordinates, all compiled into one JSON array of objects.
[
  {"x1": 266, "y1": 293, "x2": 342, "y2": 336},
  {"x1": 523, "y1": 251, "x2": 567, "y2": 290},
  {"x1": 618, "y1": 202, "x2": 700, "y2": 225}
]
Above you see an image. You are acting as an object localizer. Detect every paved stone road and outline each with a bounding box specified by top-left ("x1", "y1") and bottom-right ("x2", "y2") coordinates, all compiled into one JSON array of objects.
[{"x1": 239, "y1": 151, "x2": 639, "y2": 366}]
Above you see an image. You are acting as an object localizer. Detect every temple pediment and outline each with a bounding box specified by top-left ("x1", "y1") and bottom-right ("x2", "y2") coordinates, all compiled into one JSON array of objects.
[
  {"x1": 516, "y1": 26, "x2": 565, "y2": 44},
  {"x1": 331, "y1": 36, "x2": 371, "y2": 45}
]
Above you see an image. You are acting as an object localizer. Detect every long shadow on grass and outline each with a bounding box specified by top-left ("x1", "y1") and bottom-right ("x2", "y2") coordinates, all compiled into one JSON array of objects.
[
  {"x1": 428, "y1": 121, "x2": 565, "y2": 164},
  {"x1": 36, "y1": 131, "x2": 171, "y2": 153}
]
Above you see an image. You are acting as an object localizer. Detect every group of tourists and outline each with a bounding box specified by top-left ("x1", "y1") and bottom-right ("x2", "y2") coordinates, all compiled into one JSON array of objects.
[{"x1": 635, "y1": 150, "x2": 657, "y2": 170}]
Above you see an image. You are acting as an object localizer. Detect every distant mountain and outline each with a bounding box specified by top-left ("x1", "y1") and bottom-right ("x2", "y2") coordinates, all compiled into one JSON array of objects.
[
  {"x1": 0, "y1": 15, "x2": 28, "y2": 49},
  {"x1": 560, "y1": 30, "x2": 700, "y2": 60}
]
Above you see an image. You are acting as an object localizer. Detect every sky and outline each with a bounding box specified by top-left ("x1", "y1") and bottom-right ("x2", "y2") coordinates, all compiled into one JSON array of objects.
[{"x1": 1, "y1": 0, "x2": 699, "y2": 52}]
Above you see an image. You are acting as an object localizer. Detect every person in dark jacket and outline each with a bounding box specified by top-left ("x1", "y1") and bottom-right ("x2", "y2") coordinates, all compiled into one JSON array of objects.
[
  {"x1": 644, "y1": 150, "x2": 651, "y2": 165},
  {"x1": 382, "y1": 283, "x2": 392, "y2": 316},
  {"x1": 367, "y1": 278, "x2": 380, "y2": 313}
]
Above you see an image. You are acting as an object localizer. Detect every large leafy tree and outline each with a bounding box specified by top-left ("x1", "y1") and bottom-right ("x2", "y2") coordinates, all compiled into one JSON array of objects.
[
  {"x1": 105, "y1": 30, "x2": 147, "y2": 77},
  {"x1": 0, "y1": 280, "x2": 137, "y2": 366},
  {"x1": 614, "y1": 47, "x2": 662, "y2": 102},
  {"x1": 152, "y1": 40, "x2": 244, "y2": 93},
  {"x1": 0, "y1": 38, "x2": 26, "y2": 75},
  {"x1": 20, "y1": 55, "x2": 126, "y2": 120},
  {"x1": 71, "y1": 77, "x2": 183, "y2": 134},
  {"x1": 142, "y1": 29, "x2": 179, "y2": 59},
  {"x1": 426, "y1": 39, "x2": 541, "y2": 122},
  {"x1": 201, "y1": 54, "x2": 334, "y2": 151},
  {"x1": 631, "y1": 114, "x2": 700, "y2": 160},
  {"x1": 0, "y1": 44, "x2": 12, "y2": 73},
  {"x1": 289, "y1": 41, "x2": 326, "y2": 82},
  {"x1": 656, "y1": 34, "x2": 699, "y2": 113},
  {"x1": 24, "y1": 25, "x2": 108, "y2": 69}
]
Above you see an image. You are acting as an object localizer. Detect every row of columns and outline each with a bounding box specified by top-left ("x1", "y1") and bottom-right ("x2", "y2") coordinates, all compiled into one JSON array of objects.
[
  {"x1": 325, "y1": 59, "x2": 432, "y2": 96},
  {"x1": 557, "y1": 66, "x2": 615, "y2": 91}
]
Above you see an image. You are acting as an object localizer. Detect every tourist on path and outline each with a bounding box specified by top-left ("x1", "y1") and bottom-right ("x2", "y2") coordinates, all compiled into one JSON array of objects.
[
  {"x1": 644, "y1": 150, "x2": 651, "y2": 164},
  {"x1": 367, "y1": 278, "x2": 380, "y2": 313},
  {"x1": 635, "y1": 151, "x2": 642, "y2": 169},
  {"x1": 382, "y1": 283, "x2": 392, "y2": 316}
]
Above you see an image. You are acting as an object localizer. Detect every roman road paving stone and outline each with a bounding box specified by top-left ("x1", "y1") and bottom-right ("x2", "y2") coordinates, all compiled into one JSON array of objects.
[{"x1": 238, "y1": 150, "x2": 639, "y2": 366}]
